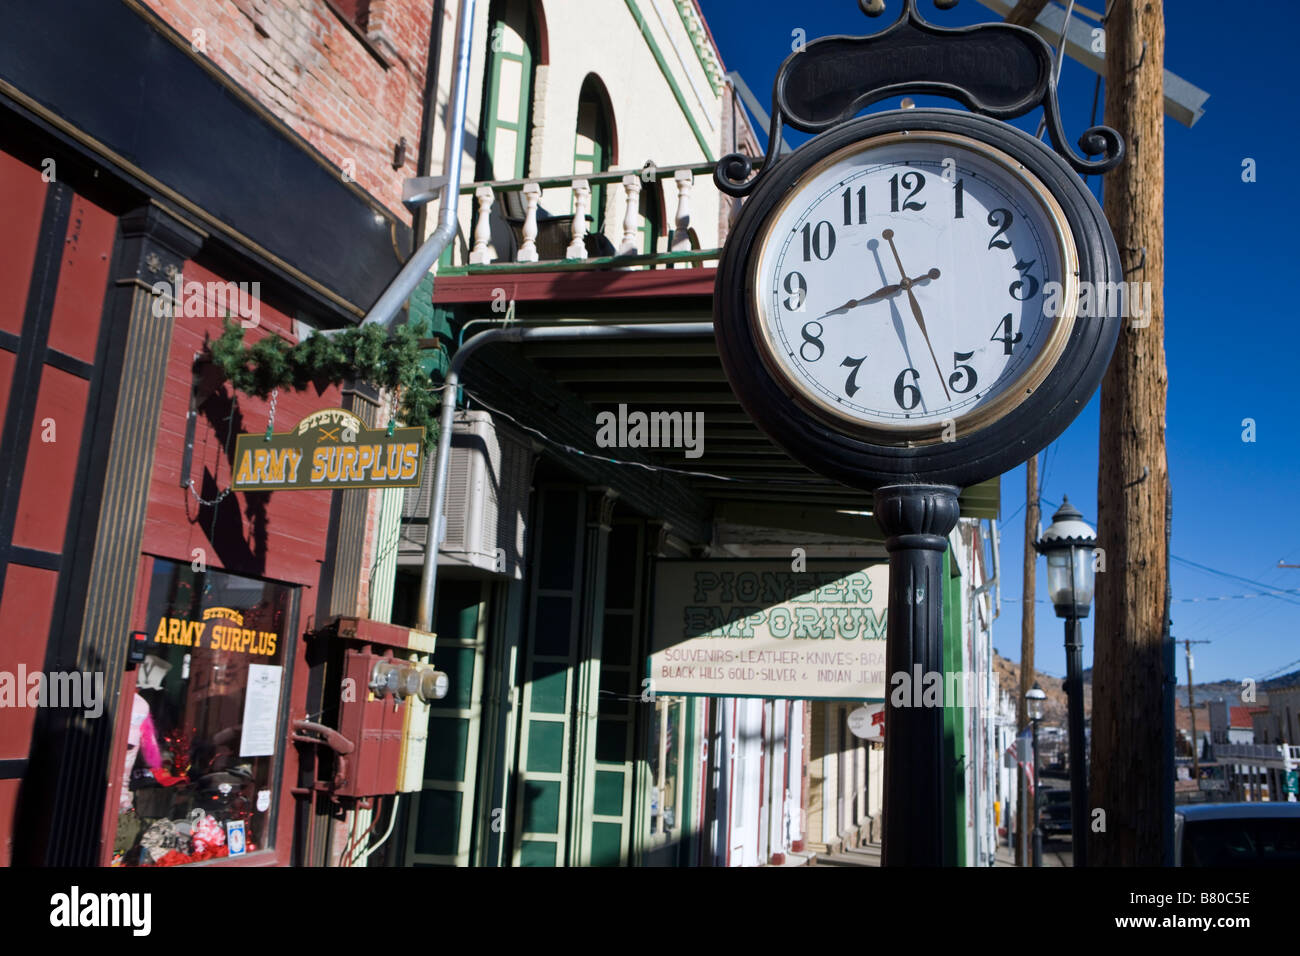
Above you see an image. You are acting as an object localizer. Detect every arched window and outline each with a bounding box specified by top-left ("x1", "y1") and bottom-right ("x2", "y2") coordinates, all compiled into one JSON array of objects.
[
  {"x1": 573, "y1": 75, "x2": 615, "y2": 234},
  {"x1": 479, "y1": 0, "x2": 541, "y2": 181}
]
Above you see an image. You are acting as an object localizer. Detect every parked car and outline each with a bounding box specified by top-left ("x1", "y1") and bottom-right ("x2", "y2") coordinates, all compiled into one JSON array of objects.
[
  {"x1": 1038, "y1": 789, "x2": 1071, "y2": 838},
  {"x1": 1175, "y1": 803, "x2": 1300, "y2": 866}
]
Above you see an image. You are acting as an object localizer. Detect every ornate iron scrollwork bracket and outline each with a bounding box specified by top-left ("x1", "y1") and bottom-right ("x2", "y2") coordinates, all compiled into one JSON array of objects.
[{"x1": 715, "y1": 0, "x2": 1124, "y2": 197}]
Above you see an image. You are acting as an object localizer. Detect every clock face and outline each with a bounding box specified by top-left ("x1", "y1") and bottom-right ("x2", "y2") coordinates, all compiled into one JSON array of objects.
[{"x1": 751, "y1": 130, "x2": 1079, "y2": 442}]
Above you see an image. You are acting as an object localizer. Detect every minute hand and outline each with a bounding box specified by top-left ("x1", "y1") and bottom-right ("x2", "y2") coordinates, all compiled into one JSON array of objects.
[
  {"x1": 882, "y1": 229, "x2": 951, "y2": 403},
  {"x1": 905, "y1": 286, "x2": 952, "y2": 402}
]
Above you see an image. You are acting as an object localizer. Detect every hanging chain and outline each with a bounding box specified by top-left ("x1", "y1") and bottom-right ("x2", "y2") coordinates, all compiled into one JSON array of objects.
[
  {"x1": 187, "y1": 481, "x2": 232, "y2": 508},
  {"x1": 187, "y1": 399, "x2": 240, "y2": 507},
  {"x1": 387, "y1": 384, "x2": 400, "y2": 436},
  {"x1": 187, "y1": 388, "x2": 276, "y2": 507},
  {"x1": 264, "y1": 387, "x2": 278, "y2": 441}
]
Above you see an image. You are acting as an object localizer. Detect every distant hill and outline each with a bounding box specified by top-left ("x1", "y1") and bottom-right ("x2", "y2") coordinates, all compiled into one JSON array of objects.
[
  {"x1": 992, "y1": 649, "x2": 1282, "y2": 716},
  {"x1": 993, "y1": 650, "x2": 1089, "y2": 727}
]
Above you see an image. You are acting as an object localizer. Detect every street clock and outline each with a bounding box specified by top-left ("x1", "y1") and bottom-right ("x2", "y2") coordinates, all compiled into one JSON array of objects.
[
  {"x1": 712, "y1": 0, "x2": 1125, "y2": 490},
  {"x1": 716, "y1": 109, "x2": 1122, "y2": 490},
  {"x1": 710, "y1": 0, "x2": 1127, "y2": 866}
]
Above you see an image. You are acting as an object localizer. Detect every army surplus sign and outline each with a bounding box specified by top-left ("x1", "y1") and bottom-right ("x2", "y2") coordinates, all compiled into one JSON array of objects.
[{"x1": 231, "y1": 408, "x2": 424, "y2": 492}]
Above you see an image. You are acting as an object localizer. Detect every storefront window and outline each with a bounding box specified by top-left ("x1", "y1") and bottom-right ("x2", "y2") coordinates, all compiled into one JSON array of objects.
[
  {"x1": 648, "y1": 697, "x2": 682, "y2": 841},
  {"x1": 113, "y1": 559, "x2": 294, "y2": 866}
]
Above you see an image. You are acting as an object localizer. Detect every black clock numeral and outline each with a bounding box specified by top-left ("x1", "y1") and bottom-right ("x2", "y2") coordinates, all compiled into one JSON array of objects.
[
  {"x1": 987, "y1": 208, "x2": 1014, "y2": 249},
  {"x1": 953, "y1": 178, "x2": 964, "y2": 220},
  {"x1": 842, "y1": 186, "x2": 867, "y2": 226},
  {"x1": 949, "y1": 350, "x2": 977, "y2": 394},
  {"x1": 841, "y1": 355, "x2": 867, "y2": 397},
  {"x1": 894, "y1": 367, "x2": 921, "y2": 410},
  {"x1": 990, "y1": 313, "x2": 1022, "y2": 355},
  {"x1": 1009, "y1": 258, "x2": 1040, "y2": 301},
  {"x1": 890, "y1": 171, "x2": 927, "y2": 212},
  {"x1": 783, "y1": 271, "x2": 807, "y2": 312},
  {"x1": 801, "y1": 221, "x2": 836, "y2": 261},
  {"x1": 800, "y1": 321, "x2": 825, "y2": 362}
]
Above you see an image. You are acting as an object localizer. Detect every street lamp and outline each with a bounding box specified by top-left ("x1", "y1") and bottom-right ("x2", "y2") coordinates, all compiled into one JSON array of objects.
[
  {"x1": 1026, "y1": 683, "x2": 1046, "y2": 867},
  {"x1": 1035, "y1": 495, "x2": 1097, "y2": 867}
]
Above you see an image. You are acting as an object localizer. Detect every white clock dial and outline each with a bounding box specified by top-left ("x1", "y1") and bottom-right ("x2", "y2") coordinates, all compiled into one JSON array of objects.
[{"x1": 752, "y1": 131, "x2": 1078, "y2": 439}]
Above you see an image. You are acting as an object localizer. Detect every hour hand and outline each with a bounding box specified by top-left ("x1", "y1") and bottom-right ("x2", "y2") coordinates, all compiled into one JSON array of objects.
[{"x1": 813, "y1": 282, "x2": 902, "y2": 320}]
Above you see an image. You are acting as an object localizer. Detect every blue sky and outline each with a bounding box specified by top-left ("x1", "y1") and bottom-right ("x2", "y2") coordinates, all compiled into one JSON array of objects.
[{"x1": 697, "y1": 0, "x2": 1300, "y2": 684}]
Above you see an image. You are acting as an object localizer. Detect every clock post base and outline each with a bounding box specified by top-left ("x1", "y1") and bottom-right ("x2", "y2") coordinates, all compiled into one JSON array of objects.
[{"x1": 873, "y1": 482, "x2": 961, "y2": 866}]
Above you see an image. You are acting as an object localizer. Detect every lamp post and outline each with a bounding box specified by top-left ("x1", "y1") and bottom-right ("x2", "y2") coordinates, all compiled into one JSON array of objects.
[
  {"x1": 1035, "y1": 496, "x2": 1097, "y2": 867},
  {"x1": 1026, "y1": 683, "x2": 1046, "y2": 867}
]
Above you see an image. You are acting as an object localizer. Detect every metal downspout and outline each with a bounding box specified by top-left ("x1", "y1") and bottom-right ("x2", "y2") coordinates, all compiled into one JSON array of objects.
[
  {"x1": 415, "y1": 322, "x2": 715, "y2": 632},
  {"x1": 360, "y1": 0, "x2": 476, "y2": 329}
]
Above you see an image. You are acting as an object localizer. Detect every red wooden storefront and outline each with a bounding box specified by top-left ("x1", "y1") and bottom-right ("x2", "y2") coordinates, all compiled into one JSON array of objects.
[{"x1": 0, "y1": 148, "x2": 343, "y2": 866}]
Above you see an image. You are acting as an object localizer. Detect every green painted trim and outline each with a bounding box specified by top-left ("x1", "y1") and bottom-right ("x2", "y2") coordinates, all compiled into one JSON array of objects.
[
  {"x1": 573, "y1": 86, "x2": 612, "y2": 223},
  {"x1": 672, "y1": 0, "x2": 722, "y2": 96},
  {"x1": 405, "y1": 582, "x2": 489, "y2": 866},
  {"x1": 512, "y1": 488, "x2": 585, "y2": 864},
  {"x1": 679, "y1": 695, "x2": 697, "y2": 866},
  {"x1": 481, "y1": 3, "x2": 536, "y2": 179},
  {"x1": 472, "y1": 579, "x2": 525, "y2": 866},
  {"x1": 567, "y1": 495, "x2": 613, "y2": 866},
  {"x1": 623, "y1": 0, "x2": 715, "y2": 162},
  {"x1": 459, "y1": 160, "x2": 728, "y2": 193},
  {"x1": 942, "y1": 549, "x2": 968, "y2": 867}
]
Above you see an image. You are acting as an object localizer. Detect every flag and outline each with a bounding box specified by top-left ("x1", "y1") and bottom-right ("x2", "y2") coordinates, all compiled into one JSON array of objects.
[{"x1": 1015, "y1": 727, "x2": 1035, "y2": 794}]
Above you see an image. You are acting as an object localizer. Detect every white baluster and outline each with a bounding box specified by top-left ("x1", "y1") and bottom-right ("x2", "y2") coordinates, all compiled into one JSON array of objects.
[
  {"x1": 619, "y1": 174, "x2": 642, "y2": 256},
  {"x1": 566, "y1": 179, "x2": 591, "y2": 259},
  {"x1": 517, "y1": 182, "x2": 541, "y2": 263},
  {"x1": 672, "y1": 169, "x2": 694, "y2": 254},
  {"x1": 469, "y1": 185, "x2": 496, "y2": 264}
]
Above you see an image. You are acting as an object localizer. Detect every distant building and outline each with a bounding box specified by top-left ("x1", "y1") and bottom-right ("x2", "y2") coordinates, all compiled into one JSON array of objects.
[
  {"x1": 1209, "y1": 700, "x2": 1256, "y2": 746},
  {"x1": 1258, "y1": 677, "x2": 1300, "y2": 745}
]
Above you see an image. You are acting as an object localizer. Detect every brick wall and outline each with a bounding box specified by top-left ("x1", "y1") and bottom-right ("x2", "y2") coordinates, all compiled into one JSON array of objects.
[{"x1": 143, "y1": 0, "x2": 434, "y2": 220}]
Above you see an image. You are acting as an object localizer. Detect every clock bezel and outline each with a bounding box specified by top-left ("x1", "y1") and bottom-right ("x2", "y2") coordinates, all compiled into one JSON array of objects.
[
  {"x1": 714, "y1": 108, "x2": 1122, "y2": 490},
  {"x1": 749, "y1": 130, "x2": 1080, "y2": 443}
]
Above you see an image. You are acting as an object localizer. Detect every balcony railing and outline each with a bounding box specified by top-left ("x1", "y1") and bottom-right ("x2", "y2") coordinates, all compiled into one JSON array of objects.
[
  {"x1": 1212, "y1": 743, "x2": 1300, "y2": 768},
  {"x1": 440, "y1": 159, "x2": 753, "y2": 274}
]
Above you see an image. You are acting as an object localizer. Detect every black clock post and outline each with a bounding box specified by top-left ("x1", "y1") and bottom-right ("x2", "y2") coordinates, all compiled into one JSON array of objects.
[
  {"x1": 873, "y1": 484, "x2": 961, "y2": 864},
  {"x1": 712, "y1": 0, "x2": 1123, "y2": 867}
]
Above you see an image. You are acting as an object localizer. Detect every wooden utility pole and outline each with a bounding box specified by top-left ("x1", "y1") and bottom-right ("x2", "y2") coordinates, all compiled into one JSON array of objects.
[
  {"x1": 1183, "y1": 640, "x2": 1210, "y2": 775},
  {"x1": 1016, "y1": 452, "x2": 1039, "y2": 865},
  {"x1": 1089, "y1": 0, "x2": 1169, "y2": 866}
]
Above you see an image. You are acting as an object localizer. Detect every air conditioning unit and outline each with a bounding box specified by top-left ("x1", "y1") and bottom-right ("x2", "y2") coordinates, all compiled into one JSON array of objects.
[{"x1": 399, "y1": 410, "x2": 534, "y2": 578}]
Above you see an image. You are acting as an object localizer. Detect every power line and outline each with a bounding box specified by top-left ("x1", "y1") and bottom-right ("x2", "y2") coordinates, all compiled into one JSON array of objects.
[
  {"x1": 1258, "y1": 658, "x2": 1300, "y2": 681},
  {"x1": 1171, "y1": 556, "x2": 1300, "y2": 608},
  {"x1": 1006, "y1": 590, "x2": 1300, "y2": 606}
]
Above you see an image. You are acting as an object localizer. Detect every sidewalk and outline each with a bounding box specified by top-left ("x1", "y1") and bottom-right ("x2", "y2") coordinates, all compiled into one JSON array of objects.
[{"x1": 809, "y1": 839, "x2": 1069, "y2": 866}]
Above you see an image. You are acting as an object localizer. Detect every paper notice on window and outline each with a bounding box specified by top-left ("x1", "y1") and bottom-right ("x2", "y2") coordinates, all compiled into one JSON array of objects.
[{"x1": 239, "y1": 663, "x2": 284, "y2": 757}]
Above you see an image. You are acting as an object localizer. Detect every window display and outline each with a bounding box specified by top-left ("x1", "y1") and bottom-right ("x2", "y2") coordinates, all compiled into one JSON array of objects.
[
  {"x1": 648, "y1": 697, "x2": 682, "y2": 842},
  {"x1": 112, "y1": 559, "x2": 295, "y2": 866}
]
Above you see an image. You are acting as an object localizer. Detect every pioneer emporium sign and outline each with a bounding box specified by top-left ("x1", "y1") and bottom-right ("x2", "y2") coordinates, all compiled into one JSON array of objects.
[
  {"x1": 230, "y1": 408, "x2": 425, "y2": 492},
  {"x1": 649, "y1": 560, "x2": 889, "y2": 700}
]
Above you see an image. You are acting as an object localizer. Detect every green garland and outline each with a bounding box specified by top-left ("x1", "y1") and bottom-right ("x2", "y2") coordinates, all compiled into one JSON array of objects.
[{"x1": 208, "y1": 318, "x2": 442, "y2": 446}]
